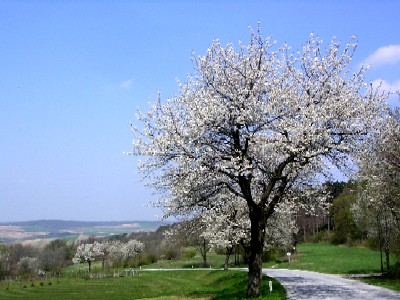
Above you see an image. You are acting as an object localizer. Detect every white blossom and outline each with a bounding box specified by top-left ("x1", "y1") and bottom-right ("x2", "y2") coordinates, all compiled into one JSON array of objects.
[{"x1": 130, "y1": 27, "x2": 387, "y2": 297}]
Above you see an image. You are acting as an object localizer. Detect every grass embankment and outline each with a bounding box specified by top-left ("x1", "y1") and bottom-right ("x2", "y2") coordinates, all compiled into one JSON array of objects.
[
  {"x1": 0, "y1": 270, "x2": 285, "y2": 299},
  {"x1": 359, "y1": 277, "x2": 400, "y2": 292}
]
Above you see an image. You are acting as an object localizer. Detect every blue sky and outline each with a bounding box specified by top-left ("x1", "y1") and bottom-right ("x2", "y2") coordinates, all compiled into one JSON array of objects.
[{"x1": 0, "y1": 0, "x2": 399, "y2": 222}]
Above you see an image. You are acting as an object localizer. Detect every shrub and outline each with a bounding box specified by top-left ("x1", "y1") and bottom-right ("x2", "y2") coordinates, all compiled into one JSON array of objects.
[
  {"x1": 308, "y1": 230, "x2": 333, "y2": 243},
  {"x1": 139, "y1": 252, "x2": 158, "y2": 265},
  {"x1": 262, "y1": 248, "x2": 286, "y2": 263},
  {"x1": 163, "y1": 248, "x2": 181, "y2": 260},
  {"x1": 184, "y1": 249, "x2": 196, "y2": 259}
]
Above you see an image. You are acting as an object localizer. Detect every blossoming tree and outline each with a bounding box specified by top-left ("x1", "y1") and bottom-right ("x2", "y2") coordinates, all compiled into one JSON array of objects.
[
  {"x1": 73, "y1": 240, "x2": 144, "y2": 271},
  {"x1": 120, "y1": 239, "x2": 144, "y2": 265},
  {"x1": 200, "y1": 195, "x2": 298, "y2": 270},
  {"x1": 130, "y1": 26, "x2": 386, "y2": 297},
  {"x1": 72, "y1": 243, "x2": 101, "y2": 272},
  {"x1": 354, "y1": 101, "x2": 400, "y2": 271}
]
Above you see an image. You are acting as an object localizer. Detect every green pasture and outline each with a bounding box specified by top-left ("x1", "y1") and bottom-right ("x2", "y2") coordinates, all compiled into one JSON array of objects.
[
  {"x1": 68, "y1": 243, "x2": 400, "y2": 294},
  {"x1": 266, "y1": 243, "x2": 400, "y2": 292},
  {"x1": 267, "y1": 243, "x2": 394, "y2": 274},
  {"x1": 142, "y1": 248, "x2": 229, "y2": 270},
  {"x1": 0, "y1": 270, "x2": 285, "y2": 300},
  {"x1": 2, "y1": 242, "x2": 400, "y2": 298}
]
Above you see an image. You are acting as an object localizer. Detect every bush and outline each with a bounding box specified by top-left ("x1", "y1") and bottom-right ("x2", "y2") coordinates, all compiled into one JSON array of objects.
[
  {"x1": 184, "y1": 249, "x2": 196, "y2": 259},
  {"x1": 139, "y1": 252, "x2": 158, "y2": 265},
  {"x1": 387, "y1": 263, "x2": 400, "y2": 279},
  {"x1": 213, "y1": 246, "x2": 226, "y2": 255},
  {"x1": 163, "y1": 248, "x2": 181, "y2": 260},
  {"x1": 330, "y1": 231, "x2": 348, "y2": 245},
  {"x1": 262, "y1": 248, "x2": 286, "y2": 263},
  {"x1": 308, "y1": 230, "x2": 333, "y2": 243}
]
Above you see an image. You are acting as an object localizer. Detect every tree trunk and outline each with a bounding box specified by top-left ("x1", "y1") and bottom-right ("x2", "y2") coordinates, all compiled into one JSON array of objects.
[
  {"x1": 247, "y1": 249, "x2": 263, "y2": 298},
  {"x1": 224, "y1": 254, "x2": 230, "y2": 270},
  {"x1": 202, "y1": 238, "x2": 207, "y2": 267},
  {"x1": 235, "y1": 244, "x2": 239, "y2": 265},
  {"x1": 246, "y1": 210, "x2": 266, "y2": 298},
  {"x1": 385, "y1": 248, "x2": 390, "y2": 272},
  {"x1": 224, "y1": 246, "x2": 233, "y2": 270},
  {"x1": 377, "y1": 214, "x2": 384, "y2": 274}
]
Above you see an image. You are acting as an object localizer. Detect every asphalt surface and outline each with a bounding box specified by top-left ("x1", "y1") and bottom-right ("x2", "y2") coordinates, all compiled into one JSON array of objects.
[{"x1": 264, "y1": 268, "x2": 400, "y2": 300}]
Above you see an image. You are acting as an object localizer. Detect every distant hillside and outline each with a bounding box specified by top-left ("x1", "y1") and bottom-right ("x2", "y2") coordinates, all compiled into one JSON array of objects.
[{"x1": 0, "y1": 220, "x2": 167, "y2": 244}]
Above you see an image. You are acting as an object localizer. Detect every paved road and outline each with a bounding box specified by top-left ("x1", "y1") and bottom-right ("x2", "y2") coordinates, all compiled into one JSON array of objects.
[{"x1": 264, "y1": 268, "x2": 400, "y2": 300}]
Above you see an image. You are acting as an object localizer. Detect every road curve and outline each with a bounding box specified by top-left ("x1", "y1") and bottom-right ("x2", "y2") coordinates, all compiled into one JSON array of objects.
[{"x1": 264, "y1": 268, "x2": 400, "y2": 300}]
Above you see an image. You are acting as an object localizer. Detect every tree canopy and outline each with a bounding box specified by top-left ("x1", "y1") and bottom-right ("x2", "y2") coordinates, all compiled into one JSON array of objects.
[{"x1": 130, "y1": 26, "x2": 387, "y2": 297}]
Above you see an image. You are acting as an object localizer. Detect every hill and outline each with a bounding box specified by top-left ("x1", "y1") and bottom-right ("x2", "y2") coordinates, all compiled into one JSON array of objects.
[{"x1": 0, "y1": 220, "x2": 167, "y2": 244}]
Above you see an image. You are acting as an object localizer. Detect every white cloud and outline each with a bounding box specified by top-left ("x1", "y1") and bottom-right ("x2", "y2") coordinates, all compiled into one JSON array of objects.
[
  {"x1": 365, "y1": 45, "x2": 400, "y2": 68},
  {"x1": 372, "y1": 79, "x2": 400, "y2": 93},
  {"x1": 371, "y1": 79, "x2": 400, "y2": 106},
  {"x1": 120, "y1": 79, "x2": 133, "y2": 89}
]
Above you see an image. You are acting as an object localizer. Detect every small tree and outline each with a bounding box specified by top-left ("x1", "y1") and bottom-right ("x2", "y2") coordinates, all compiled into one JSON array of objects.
[
  {"x1": 201, "y1": 201, "x2": 248, "y2": 270},
  {"x1": 72, "y1": 243, "x2": 101, "y2": 272},
  {"x1": 163, "y1": 220, "x2": 211, "y2": 265},
  {"x1": 93, "y1": 241, "x2": 112, "y2": 270},
  {"x1": 0, "y1": 245, "x2": 11, "y2": 278},
  {"x1": 17, "y1": 257, "x2": 38, "y2": 277},
  {"x1": 131, "y1": 25, "x2": 387, "y2": 297},
  {"x1": 38, "y1": 239, "x2": 70, "y2": 275},
  {"x1": 330, "y1": 186, "x2": 359, "y2": 244},
  {"x1": 161, "y1": 226, "x2": 186, "y2": 260},
  {"x1": 354, "y1": 102, "x2": 400, "y2": 272},
  {"x1": 121, "y1": 239, "x2": 144, "y2": 267},
  {"x1": 201, "y1": 199, "x2": 298, "y2": 269},
  {"x1": 108, "y1": 240, "x2": 124, "y2": 267}
]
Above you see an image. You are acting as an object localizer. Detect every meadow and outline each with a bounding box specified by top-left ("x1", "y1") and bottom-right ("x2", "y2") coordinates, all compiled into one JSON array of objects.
[
  {"x1": 265, "y1": 243, "x2": 400, "y2": 292},
  {"x1": 0, "y1": 270, "x2": 285, "y2": 300},
  {"x1": 265, "y1": 243, "x2": 389, "y2": 274},
  {"x1": 1, "y1": 242, "x2": 400, "y2": 299}
]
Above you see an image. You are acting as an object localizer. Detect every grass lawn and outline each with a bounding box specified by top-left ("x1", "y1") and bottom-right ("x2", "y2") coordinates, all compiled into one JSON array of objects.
[
  {"x1": 0, "y1": 270, "x2": 286, "y2": 299},
  {"x1": 265, "y1": 243, "x2": 392, "y2": 274},
  {"x1": 264, "y1": 243, "x2": 400, "y2": 293},
  {"x1": 141, "y1": 248, "x2": 228, "y2": 270}
]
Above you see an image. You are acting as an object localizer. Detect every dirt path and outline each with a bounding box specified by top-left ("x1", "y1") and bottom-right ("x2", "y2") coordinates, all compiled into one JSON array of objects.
[{"x1": 264, "y1": 268, "x2": 400, "y2": 300}]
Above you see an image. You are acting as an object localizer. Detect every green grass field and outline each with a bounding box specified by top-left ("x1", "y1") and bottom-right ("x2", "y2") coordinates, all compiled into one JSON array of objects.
[
  {"x1": 142, "y1": 248, "x2": 228, "y2": 270},
  {"x1": 265, "y1": 243, "x2": 400, "y2": 292},
  {"x1": 2, "y1": 242, "x2": 400, "y2": 298},
  {"x1": 266, "y1": 243, "x2": 393, "y2": 274},
  {"x1": 360, "y1": 277, "x2": 400, "y2": 292},
  {"x1": 0, "y1": 270, "x2": 286, "y2": 299}
]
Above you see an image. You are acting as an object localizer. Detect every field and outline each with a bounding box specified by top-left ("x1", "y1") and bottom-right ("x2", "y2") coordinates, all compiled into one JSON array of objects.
[
  {"x1": 265, "y1": 243, "x2": 389, "y2": 274},
  {"x1": 2, "y1": 241, "x2": 400, "y2": 298},
  {"x1": 265, "y1": 243, "x2": 400, "y2": 292},
  {"x1": 0, "y1": 220, "x2": 166, "y2": 244},
  {"x1": 0, "y1": 270, "x2": 285, "y2": 300}
]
